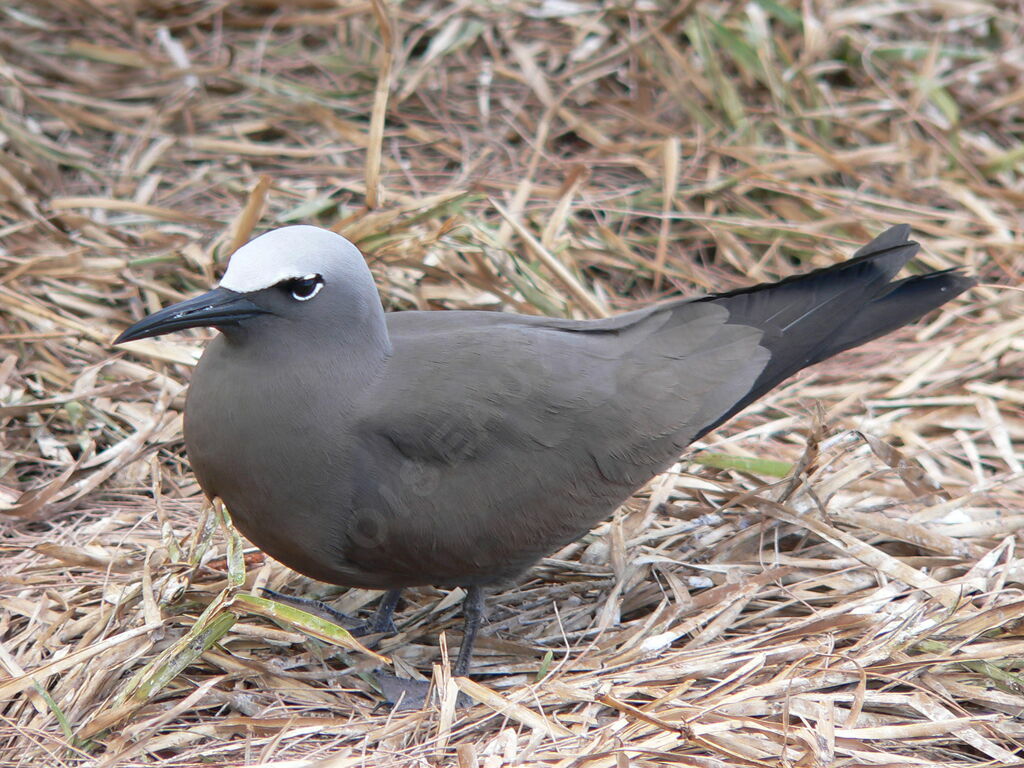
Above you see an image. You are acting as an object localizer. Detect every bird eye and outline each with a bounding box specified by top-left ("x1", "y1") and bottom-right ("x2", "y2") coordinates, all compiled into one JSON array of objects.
[{"x1": 285, "y1": 274, "x2": 323, "y2": 301}]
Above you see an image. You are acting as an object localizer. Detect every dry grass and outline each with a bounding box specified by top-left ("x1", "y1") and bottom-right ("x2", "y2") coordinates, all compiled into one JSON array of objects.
[{"x1": 1, "y1": 0, "x2": 1022, "y2": 765}]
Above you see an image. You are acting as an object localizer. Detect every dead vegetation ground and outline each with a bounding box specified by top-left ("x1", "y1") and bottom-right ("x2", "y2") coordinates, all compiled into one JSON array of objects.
[{"x1": 1, "y1": 1, "x2": 1023, "y2": 766}]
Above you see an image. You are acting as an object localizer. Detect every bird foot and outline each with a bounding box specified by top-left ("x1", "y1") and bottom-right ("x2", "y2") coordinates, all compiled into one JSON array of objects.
[
  {"x1": 374, "y1": 670, "x2": 473, "y2": 710},
  {"x1": 375, "y1": 671, "x2": 430, "y2": 710},
  {"x1": 354, "y1": 612, "x2": 399, "y2": 637},
  {"x1": 259, "y1": 588, "x2": 396, "y2": 637}
]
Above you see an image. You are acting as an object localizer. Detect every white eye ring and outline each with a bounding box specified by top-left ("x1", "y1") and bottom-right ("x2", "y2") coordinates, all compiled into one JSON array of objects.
[{"x1": 289, "y1": 274, "x2": 323, "y2": 301}]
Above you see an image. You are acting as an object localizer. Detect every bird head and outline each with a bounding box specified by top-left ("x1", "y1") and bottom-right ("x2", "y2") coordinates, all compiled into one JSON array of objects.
[{"x1": 114, "y1": 226, "x2": 381, "y2": 345}]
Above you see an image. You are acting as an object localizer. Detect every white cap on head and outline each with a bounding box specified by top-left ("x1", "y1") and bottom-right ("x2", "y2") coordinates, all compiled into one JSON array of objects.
[{"x1": 220, "y1": 225, "x2": 363, "y2": 293}]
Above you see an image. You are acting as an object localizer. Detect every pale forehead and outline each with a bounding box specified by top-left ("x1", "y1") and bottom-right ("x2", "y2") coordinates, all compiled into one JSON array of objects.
[{"x1": 219, "y1": 225, "x2": 362, "y2": 293}]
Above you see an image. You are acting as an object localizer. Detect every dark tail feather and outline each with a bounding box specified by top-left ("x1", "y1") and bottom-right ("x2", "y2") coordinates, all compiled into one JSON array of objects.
[
  {"x1": 807, "y1": 268, "x2": 975, "y2": 366},
  {"x1": 693, "y1": 226, "x2": 974, "y2": 439}
]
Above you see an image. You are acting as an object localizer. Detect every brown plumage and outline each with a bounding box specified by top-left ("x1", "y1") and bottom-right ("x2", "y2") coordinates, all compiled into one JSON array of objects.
[{"x1": 115, "y1": 224, "x2": 974, "y2": 695}]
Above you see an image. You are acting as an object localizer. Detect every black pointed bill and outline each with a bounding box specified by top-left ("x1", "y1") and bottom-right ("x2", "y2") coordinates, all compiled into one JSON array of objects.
[{"x1": 115, "y1": 287, "x2": 268, "y2": 344}]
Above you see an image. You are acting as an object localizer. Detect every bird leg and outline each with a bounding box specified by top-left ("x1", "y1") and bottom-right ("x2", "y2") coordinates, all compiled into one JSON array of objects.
[
  {"x1": 376, "y1": 585, "x2": 485, "y2": 709},
  {"x1": 369, "y1": 587, "x2": 402, "y2": 634},
  {"x1": 260, "y1": 587, "x2": 401, "y2": 638},
  {"x1": 453, "y1": 585, "x2": 485, "y2": 677}
]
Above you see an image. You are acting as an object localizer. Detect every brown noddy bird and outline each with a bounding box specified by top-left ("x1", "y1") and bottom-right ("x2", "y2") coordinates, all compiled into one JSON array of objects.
[{"x1": 115, "y1": 224, "x2": 973, "y2": 692}]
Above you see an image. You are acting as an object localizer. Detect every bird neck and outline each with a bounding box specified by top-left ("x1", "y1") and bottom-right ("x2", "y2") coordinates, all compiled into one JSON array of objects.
[
  {"x1": 348, "y1": 294, "x2": 392, "y2": 359},
  {"x1": 209, "y1": 315, "x2": 391, "y2": 409}
]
